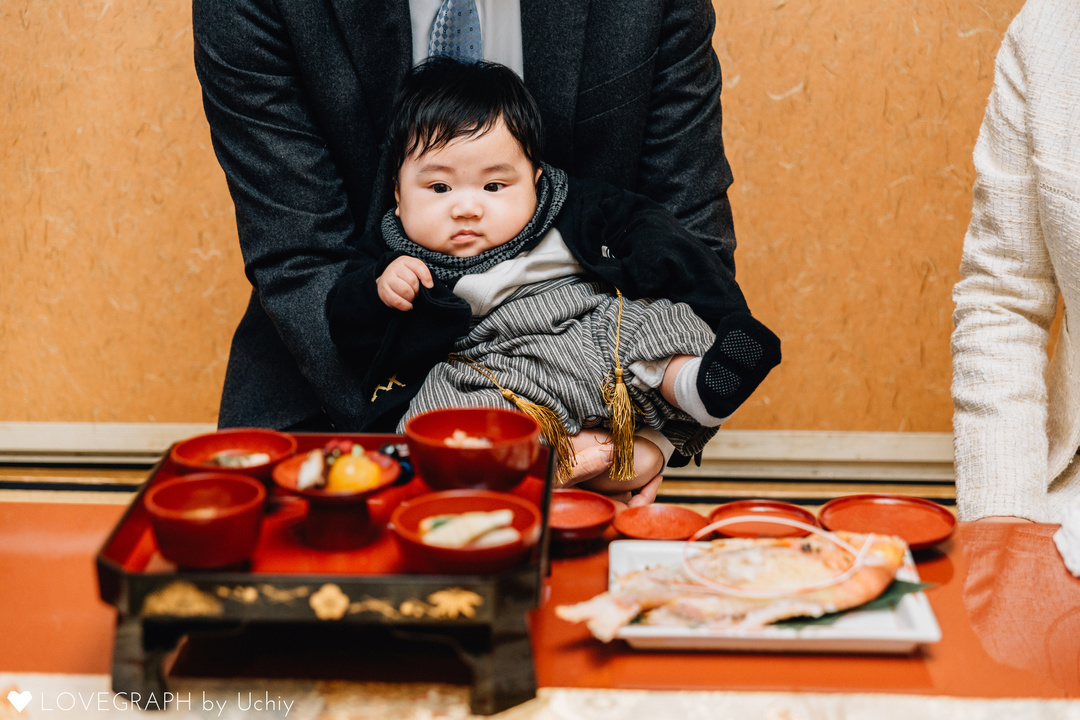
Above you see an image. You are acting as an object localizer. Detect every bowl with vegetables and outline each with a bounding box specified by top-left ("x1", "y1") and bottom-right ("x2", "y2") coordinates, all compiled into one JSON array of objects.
[
  {"x1": 272, "y1": 439, "x2": 402, "y2": 550},
  {"x1": 170, "y1": 428, "x2": 298, "y2": 482},
  {"x1": 388, "y1": 489, "x2": 542, "y2": 575},
  {"x1": 403, "y1": 407, "x2": 542, "y2": 492},
  {"x1": 144, "y1": 472, "x2": 267, "y2": 569}
]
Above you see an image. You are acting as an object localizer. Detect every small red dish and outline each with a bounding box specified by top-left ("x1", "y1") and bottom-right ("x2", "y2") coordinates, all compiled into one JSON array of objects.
[
  {"x1": 170, "y1": 428, "x2": 298, "y2": 482},
  {"x1": 614, "y1": 504, "x2": 709, "y2": 541},
  {"x1": 388, "y1": 490, "x2": 542, "y2": 575},
  {"x1": 818, "y1": 494, "x2": 956, "y2": 551},
  {"x1": 707, "y1": 500, "x2": 818, "y2": 538},
  {"x1": 144, "y1": 472, "x2": 267, "y2": 569},
  {"x1": 272, "y1": 450, "x2": 401, "y2": 550},
  {"x1": 404, "y1": 407, "x2": 541, "y2": 492},
  {"x1": 549, "y1": 489, "x2": 617, "y2": 542}
]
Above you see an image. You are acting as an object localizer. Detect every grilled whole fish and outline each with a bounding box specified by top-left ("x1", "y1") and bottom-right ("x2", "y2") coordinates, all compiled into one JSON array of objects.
[{"x1": 555, "y1": 532, "x2": 907, "y2": 642}]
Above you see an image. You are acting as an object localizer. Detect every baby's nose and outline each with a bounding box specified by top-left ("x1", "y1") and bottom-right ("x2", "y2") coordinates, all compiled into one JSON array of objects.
[{"x1": 452, "y1": 193, "x2": 483, "y2": 218}]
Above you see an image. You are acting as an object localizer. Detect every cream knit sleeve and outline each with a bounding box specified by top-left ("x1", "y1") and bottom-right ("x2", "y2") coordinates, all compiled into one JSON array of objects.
[{"x1": 951, "y1": 5, "x2": 1060, "y2": 521}]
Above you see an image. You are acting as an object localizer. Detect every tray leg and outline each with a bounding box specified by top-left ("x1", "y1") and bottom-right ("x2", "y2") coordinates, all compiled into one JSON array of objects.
[
  {"x1": 388, "y1": 614, "x2": 537, "y2": 716},
  {"x1": 111, "y1": 616, "x2": 187, "y2": 710},
  {"x1": 458, "y1": 612, "x2": 537, "y2": 716}
]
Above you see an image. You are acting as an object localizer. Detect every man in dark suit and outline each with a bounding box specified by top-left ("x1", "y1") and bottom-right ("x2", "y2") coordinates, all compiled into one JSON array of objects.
[{"x1": 193, "y1": 0, "x2": 738, "y2": 445}]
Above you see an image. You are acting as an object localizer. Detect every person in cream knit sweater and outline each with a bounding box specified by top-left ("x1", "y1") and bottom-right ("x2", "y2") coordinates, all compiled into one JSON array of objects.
[{"x1": 952, "y1": 0, "x2": 1080, "y2": 523}]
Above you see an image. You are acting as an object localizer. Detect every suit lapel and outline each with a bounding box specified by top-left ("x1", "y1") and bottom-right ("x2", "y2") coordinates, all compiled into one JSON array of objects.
[
  {"x1": 328, "y1": 0, "x2": 412, "y2": 136},
  {"x1": 521, "y1": 0, "x2": 590, "y2": 169}
]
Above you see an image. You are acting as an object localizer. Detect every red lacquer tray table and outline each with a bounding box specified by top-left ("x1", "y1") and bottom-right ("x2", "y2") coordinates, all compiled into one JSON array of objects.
[{"x1": 96, "y1": 433, "x2": 554, "y2": 715}]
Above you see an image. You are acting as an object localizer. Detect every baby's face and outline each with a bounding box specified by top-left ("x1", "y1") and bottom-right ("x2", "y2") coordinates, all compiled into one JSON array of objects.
[{"x1": 395, "y1": 119, "x2": 541, "y2": 257}]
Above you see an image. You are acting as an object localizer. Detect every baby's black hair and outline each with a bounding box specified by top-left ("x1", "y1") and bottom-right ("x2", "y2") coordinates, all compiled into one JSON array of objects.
[{"x1": 387, "y1": 57, "x2": 543, "y2": 173}]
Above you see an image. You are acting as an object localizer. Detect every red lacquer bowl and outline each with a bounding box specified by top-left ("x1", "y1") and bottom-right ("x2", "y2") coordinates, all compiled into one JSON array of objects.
[
  {"x1": 272, "y1": 451, "x2": 401, "y2": 550},
  {"x1": 549, "y1": 489, "x2": 617, "y2": 542},
  {"x1": 388, "y1": 490, "x2": 542, "y2": 575},
  {"x1": 707, "y1": 500, "x2": 818, "y2": 538},
  {"x1": 404, "y1": 407, "x2": 541, "y2": 492},
  {"x1": 614, "y1": 504, "x2": 709, "y2": 541},
  {"x1": 170, "y1": 428, "x2": 298, "y2": 482},
  {"x1": 144, "y1": 473, "x2": 267, "y2": 569}
]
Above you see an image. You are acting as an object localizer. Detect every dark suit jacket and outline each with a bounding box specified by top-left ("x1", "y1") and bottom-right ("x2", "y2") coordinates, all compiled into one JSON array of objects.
[{"x1": 193, "y1": 0, "x2": 738, "y2": 430}]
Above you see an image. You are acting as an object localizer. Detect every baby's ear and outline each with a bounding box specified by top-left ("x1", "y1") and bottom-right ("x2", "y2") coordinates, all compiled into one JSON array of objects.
[
  {"x1": 534, "y1": 166, "x2": 542, "y2": 184},
  {"x1": 394, "y1": 183, "x2": 401, "y2": 215}
]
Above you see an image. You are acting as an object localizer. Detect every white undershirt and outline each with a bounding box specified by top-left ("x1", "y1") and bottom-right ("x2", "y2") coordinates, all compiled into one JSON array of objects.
[
  {"x1": 408, "y1": 0, "x2": 524, "y2": 76},
  {"x1": 452, "y1": 229, "x2": 582, "y2": 316}
]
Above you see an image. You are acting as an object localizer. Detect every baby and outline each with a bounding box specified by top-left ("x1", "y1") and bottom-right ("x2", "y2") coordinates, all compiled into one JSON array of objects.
[{"x1": 328, "y1": 58, "x2": 780, "y2": 497}]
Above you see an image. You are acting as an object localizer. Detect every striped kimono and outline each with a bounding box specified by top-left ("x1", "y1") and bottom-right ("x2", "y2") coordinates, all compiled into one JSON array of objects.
[{"x1": 396, "y1": 229, "x2": 719, "y2": 459}]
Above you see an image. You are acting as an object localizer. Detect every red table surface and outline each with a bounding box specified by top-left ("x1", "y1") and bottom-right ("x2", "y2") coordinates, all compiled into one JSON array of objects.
[{"x1": 2, "y1": 501, "x2": 1078, "y2": 699}]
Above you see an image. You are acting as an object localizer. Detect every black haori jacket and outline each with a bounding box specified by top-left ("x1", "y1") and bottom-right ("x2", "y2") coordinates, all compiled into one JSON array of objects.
[{"x1": 327, "y1": 176, "x2": 780, "y2": 462}]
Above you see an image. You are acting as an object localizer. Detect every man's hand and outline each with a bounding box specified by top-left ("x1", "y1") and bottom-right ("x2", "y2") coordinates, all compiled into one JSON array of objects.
[
  {"x1": 625, "y1": 474, "x2": 663, "y2": 508},
  {"x1": 566, "y1": 441, "x2": 614, "y2": 484},
  {"x1": 377, "y1": 256, "x2": 434, "y2": 310},
  {"x1": 601, "y1": 475, "x2": 664, "y2": 510},
  {"x1": 564, "y1": 430, "x2": 665, "y2": 509}
]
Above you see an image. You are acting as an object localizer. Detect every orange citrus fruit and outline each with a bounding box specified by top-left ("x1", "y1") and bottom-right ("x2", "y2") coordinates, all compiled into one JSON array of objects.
[{"x1": 325, "y1": 453, "x2": 381, "y2": 492}]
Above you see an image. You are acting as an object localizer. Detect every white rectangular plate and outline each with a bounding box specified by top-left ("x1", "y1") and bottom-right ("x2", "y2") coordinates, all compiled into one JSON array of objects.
[{"x1": 609, "y1": 539, "x2": 941, "y2": 654}]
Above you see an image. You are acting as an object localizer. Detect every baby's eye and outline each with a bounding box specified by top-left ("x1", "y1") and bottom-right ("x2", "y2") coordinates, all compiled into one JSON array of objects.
[
  {"x1": 484, "y1": 182, "x2": 505, "y2": 192},
  {"x1": 431, "y1": 183, "x2": 451, "y2": 194}
]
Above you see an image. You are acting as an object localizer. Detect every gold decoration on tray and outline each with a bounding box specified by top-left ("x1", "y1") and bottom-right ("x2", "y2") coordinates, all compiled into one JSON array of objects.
[
  {"x1": 349, "y1": 597, "x2": 401, "y2": 619},
  {"x1": 260, "y1": 584, "x2": 311, "y2": 603},
  {"x1": 302, "y1": 585, "x2": 486, "y2": 622},
  {"x1": 427, "y1": 589, "x2": 483, "y2": 619},
  {"x1": 216, "y1": 585, "x2": 259, "y2": 603},
  {"x1": 309, "y1": 583, "x2": 351, "y2": 620},
  {"x1": 398, "y1": 599, "x2": 429, "y2": 619},
  {"x1": 383, "y1": 589, "x2": 485, "y2": 620},
  {"x1": 141, "y1": 581, "x2": 224, "y2": 617}
]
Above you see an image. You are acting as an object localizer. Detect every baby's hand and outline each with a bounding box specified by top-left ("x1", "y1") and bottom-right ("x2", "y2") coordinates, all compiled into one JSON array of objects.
[{"x1": 377, "y1": 256, "x2": 434, "y2": 311}]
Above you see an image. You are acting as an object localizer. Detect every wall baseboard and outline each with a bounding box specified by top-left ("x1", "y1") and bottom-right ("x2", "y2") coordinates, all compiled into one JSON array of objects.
[
  {"x1": 0, "y1": 422, "x2": 216, "y2": 464},
  {"x1": 0, "y1": 423, "x2": 954, "y2": 484},
  {"x1": 681, "y1": 429, "x2": 954, "y2": 482}
]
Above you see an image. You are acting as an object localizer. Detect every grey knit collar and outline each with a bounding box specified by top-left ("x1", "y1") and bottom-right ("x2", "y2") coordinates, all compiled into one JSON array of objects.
[{"x1": 381, "y1": 163, "x2": 568, "y2": 287}]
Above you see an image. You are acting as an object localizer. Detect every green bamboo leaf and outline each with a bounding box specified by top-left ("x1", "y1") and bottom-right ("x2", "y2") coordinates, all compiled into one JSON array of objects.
[{"x1": 773, "y1": 579, "x2": 935, "y2": 629}]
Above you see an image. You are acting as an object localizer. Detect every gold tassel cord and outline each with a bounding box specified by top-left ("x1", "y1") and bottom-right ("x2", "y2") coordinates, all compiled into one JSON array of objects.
[
  {"x1": 449, "y1": 354, "x2": 576, "y2": 485},
  {"x1": 602, "y1": 288, "x2": 637, "y2": 483}
]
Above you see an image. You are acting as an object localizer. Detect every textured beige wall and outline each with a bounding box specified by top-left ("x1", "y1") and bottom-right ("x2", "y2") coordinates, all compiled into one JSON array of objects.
[
  {"x1": 1, "y1": 0, "x2": 1026, "y2": 429},
  {"x1": 715, "y1": 0, "x2": 1024, "y2": 431},
  {"x1": 2, "y1": 0, "x2": 245, "y2": 421}
]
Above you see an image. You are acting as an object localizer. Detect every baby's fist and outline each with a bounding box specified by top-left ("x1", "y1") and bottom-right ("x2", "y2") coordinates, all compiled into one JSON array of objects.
[{"x1": 377, "y1": 256, "x2": 434, "y2": 311}]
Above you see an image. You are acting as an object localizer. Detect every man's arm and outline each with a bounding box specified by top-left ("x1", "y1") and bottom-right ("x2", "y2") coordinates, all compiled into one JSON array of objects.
[
  {"x1": 193, "y1": 0, "x2": 373, "y2": 427},
  {"x1": 561, "y1": 178, "x2": 749, "y2": 326},
  {"x1": 640, "y1": 0, "x2": 737, "y2": 272}
]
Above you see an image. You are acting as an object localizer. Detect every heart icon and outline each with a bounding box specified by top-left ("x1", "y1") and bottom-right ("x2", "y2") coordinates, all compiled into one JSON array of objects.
[{"x1": 7, "y1": 690, "x2": 31, "y2": 713}]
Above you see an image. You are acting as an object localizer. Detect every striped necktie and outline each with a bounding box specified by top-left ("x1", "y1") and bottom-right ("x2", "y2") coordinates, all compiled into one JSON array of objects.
[{"x1": 428, "y1": 0, "x2": 483, "y2": 63}]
